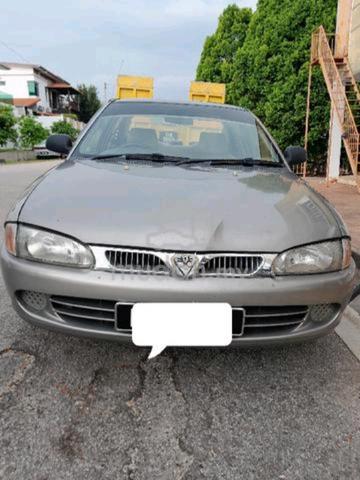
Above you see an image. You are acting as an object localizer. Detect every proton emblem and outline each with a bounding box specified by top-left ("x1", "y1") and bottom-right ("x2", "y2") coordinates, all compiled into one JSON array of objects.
[{"x1": 172, "y1": 254, "x2": 198, "y2": 278}]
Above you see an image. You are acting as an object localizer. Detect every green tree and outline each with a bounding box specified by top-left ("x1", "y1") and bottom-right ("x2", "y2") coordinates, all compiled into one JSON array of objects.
[
  {"x1": 51, "y1": 120, "x2": 79, "y2": 141},
  {"x1": 196, "y1": 5, "x2": 252, "y2": 85},
  {"x1": 229, "y1": 0, "x2": 337, "y2": 163},
  {"x1": 196, "y1": 0, "x2": 338, "y2": 166},
  {"x1": 77, "y1": 84, "x2": 101, "y2": 123},
  {"x1": 0, "y1": 104, "x2": 17, "y2": 147},
  {"x1": 18, "y1": 116, "x2": 49, "y2": 148}
]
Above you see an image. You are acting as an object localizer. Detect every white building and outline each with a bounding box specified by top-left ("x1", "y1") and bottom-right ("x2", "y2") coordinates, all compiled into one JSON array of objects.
[{"x1": 0, "y1": 62, "x2": 80, "y2": 117}]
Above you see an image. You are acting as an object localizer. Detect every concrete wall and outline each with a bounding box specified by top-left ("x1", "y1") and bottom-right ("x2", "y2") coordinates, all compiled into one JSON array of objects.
[
  {"x1": 0, "y1": 150, "x2": 37, "y2": 162},
  {"x1": 36, "y1": 115, "x2": 85, "y2": 132},
  {"x1": 37, "y1": 115, "x2": 67, "y2": 130},
  {"x1": 349, "y1": 0, "x2": 360, "y2": 80}
]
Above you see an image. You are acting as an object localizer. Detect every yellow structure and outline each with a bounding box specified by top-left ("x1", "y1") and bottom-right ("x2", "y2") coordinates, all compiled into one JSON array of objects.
[
  {"x1": 189, "y1": 81, "x2": 226, "y2": 104},
  {"x1": 116, "y1": 75, "x2": 153, "y2": 100}
]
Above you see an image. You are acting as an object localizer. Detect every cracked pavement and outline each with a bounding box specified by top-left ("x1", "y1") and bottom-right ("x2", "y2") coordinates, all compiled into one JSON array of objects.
[{"x1": 0, "y1": 161, "x2": 360, "y2": 479}]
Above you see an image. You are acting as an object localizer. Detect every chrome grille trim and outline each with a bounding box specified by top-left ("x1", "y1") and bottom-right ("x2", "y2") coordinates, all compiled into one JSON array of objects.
[
  {"x1": 91, "y1": 246, "x2": 275, "y2": 278},
  {"x1": 198, "y1": 254, "x2": 264, "y2": 277},
  {"x1": 104, "y1": 249, "x2": 169, "y2": 275}
]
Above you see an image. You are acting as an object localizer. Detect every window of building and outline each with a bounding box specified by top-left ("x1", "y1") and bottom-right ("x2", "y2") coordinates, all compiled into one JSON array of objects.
[
  {"x1": 0, "y1": 80, "x2": 5, "y2": 86},
  {"x1": 27, "y1": 80, "x2": 39, "y2": 96}
]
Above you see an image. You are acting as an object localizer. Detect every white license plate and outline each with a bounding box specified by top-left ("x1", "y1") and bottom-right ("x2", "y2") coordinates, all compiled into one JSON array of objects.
[{"x1": 131, "y1": 303, "x2": 232, "y2": 357}]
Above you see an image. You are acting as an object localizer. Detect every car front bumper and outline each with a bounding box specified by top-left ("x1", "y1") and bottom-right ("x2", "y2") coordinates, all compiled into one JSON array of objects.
[{"x1": 1, "y1": 246, "x2": 357, "y2": 346}]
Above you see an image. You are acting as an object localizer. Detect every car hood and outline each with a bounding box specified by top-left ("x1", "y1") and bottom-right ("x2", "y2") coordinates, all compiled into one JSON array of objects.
[{"x1": 18, "y1": 159, "x2": 343, "y2": 252}]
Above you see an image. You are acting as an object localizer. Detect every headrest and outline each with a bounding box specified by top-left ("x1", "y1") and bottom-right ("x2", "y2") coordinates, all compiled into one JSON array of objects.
[
  {"x1": 198, "y1": 132, "x2": 227, "y2": 152},
  {"x1": 128, "y1": 128, "x2": 158, "y2": 148}
]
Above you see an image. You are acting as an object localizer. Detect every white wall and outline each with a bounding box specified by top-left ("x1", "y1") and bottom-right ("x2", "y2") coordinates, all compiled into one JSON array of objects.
[
  {"x1": 34, "y1": 72, "x2": 51, "y2": 110},
  {"x1": 0, "y1": 65, "x2": 51, "y2": 110},
  {"x1": 37, "y1": 115, "x2": 65, "y2": 129},
  {"x1": 349, "y1": 0, "x2": 360, "y2": 81},
  {"x1": 0, "y1": 65, "x2": 34, "y2": 98},
  {"x1": 37, "y1": 115, "x2": 85, "y2": 131}
]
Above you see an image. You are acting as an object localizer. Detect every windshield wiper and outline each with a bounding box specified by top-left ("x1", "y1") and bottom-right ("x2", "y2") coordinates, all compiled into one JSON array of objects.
[
  {"x1": 176, "y1": 157, "x2": 283, "y2": 167},
  {"x1": 88, "y1": 153, "x2": 190, "y2": 163}
]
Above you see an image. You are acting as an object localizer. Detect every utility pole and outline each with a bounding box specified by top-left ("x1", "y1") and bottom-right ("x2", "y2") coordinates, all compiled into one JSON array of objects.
[{"x1": 103, "y1": 82, "x2": 108, "y2": 104}]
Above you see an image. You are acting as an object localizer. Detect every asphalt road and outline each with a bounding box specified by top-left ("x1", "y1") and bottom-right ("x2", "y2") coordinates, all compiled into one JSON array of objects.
[{"x1": 0, "y1": 161, "x2": 359, "y2": 480}]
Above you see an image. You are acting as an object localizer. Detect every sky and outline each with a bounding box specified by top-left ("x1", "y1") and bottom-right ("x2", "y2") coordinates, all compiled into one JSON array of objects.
[{"x1": 0, "y1": 0, "x2": 257, "y2": 102}]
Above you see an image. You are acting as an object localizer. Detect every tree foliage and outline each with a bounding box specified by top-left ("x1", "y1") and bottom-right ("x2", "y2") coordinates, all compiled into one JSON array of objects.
[
  {"x1": 196, "y1": 0, "x2": 338, "y2": 165},
  {"x1": 77, "y1": 84, "x2": 101, "y2": 123},
  {"x1": 0, "y1": 104, "x2": 17, "y2": 147},
  {"x1": 196, "y1": 5, "x2": 252, "y2": 84},
  {"x1": 18, "y1": 116, "x2": 49, "y2": 148},
  {"x1": 63, "y1": 113, "x2": 79, "y2": 121},
  {"x1": 51, "y1": 120, "x2": 79, "y2": 141}
]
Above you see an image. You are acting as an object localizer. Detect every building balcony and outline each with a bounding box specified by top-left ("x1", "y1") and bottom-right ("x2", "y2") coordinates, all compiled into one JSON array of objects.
[{"x1": 47, "y1": 83, "x2": 80, "y2": 114}]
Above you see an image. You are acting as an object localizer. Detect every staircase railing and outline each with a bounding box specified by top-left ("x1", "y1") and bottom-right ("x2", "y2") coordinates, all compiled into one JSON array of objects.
[
  {"x1": 311, "y1": 26, "x2": 359, "y2": 179},
  {"x1": 341, "y1": 60, "x2": 360, "y2": 103}
]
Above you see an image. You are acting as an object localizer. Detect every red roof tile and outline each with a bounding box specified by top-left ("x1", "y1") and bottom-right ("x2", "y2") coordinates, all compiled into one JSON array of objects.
[{"x1": 12, "y1": 97, "x2": 40, "y2": 107}]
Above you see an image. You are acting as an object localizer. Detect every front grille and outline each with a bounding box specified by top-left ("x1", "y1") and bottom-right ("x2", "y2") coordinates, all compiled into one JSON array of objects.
[
  {"x1": 105, "y1": 249, "x2": 169, "y2": 275},
  {"x1": 200, "y1": 255, "x2": 263, "y2": 277},
  {"x1": 243, "y1": 305, "x2": 309, "y2": 336},
  {"x1": 50, "y1": 296, "x2": 116, "y2": 330},
  {"x1": 92, "y1": 246, "x2": 270, "y2": 278},
  {"x1": 50, "y1": 295, "x2": 310, "y2": 338}
]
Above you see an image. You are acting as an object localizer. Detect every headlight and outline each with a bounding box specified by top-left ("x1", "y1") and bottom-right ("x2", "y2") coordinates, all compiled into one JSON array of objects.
[
  {"x1": 272, "y1": 239, "x2": 351, "y2": 275},
  {"x1": 5, "y1": 223, "x2": 94, "y2": 268}
]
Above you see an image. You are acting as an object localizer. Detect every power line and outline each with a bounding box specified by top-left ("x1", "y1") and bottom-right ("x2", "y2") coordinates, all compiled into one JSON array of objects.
[{"x1": 0, "y1": 40, "x2": 31, "y2": 63}]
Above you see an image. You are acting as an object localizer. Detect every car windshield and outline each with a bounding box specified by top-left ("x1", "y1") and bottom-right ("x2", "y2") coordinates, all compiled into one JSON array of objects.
[{"x1": 72, "y1": 107, "x2": 281, "y2": 163}]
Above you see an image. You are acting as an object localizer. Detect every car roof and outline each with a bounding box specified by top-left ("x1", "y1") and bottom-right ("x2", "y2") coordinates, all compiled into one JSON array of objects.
[
  {"x1": 110, "y1": 98, "x2": 249, "y2": 111},
  {"x1": 105, "y1": 99, "x2": 254, "y2": 122}
]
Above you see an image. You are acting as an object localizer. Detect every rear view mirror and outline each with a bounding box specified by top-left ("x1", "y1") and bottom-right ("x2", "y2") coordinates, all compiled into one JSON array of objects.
[
  {"x1": 284, "y1": 146, "x2": 307, "y2": 166},
  {"x1": 46, "y1": 134, "x2": 73, "y2": 154}
]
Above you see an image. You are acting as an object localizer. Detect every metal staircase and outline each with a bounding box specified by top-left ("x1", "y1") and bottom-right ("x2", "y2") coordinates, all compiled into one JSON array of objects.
[{"x1": 309, "y1": 26, "x2": 360, "y2": 186}]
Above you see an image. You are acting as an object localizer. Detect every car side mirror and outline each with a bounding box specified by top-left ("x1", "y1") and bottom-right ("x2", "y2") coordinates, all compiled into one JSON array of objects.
[
  {"x1": 284, "y1": 146, "x2": 307, "y2": 166},
  {"x1": 46, "y1": 134, "x2": 73, "y2": 154}
]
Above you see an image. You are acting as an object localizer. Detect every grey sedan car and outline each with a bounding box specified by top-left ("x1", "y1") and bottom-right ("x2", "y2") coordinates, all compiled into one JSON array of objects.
[{"x1": 1, "y1": 100, "x2": 357, "y2": 346}]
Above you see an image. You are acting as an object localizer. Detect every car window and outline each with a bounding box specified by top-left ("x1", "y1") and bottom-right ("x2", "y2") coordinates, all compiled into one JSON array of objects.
[{"x1": 73, "y1": 112, "x2": 281, "y2": 162}]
